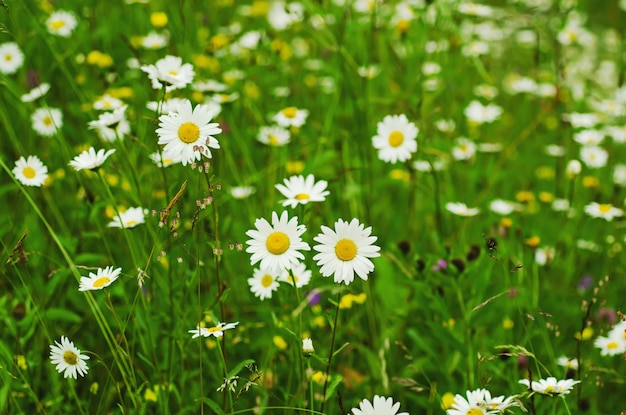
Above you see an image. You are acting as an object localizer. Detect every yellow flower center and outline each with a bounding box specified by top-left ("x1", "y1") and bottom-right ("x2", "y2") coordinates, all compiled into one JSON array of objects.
[
  {"x1": 269, "y1": 135, "x2": 279, "y2": 145},
  {"x1": 5, "y1": 54, "x2": 11, "y2": 61},
  {"x1": 282, "y1": 107, "x2": 297, "y2": 118},
  {"x1": 608, "y1": 341, "x2": 619, "y2": 349},
  {"x1": 168, "y1": 70, "x2": 178, "y2": 76},
  {"x1": 266, "y1": 231, "x2": 290, "y2": 255},
  {"x1": 261, "y1": 274, "x2": 274, "y2": 288},
  {"x1": 295, "y1": 193, "x2": 310, "y2": 200},
  {"x1": 598, "y1": 204, "x2": 611, "y2": 213},
  {"x1": 396, "y1": 20, "x2": 410, "y2": 32},
  {"x1": 287, "y1": 274, "x2": 299, "y2": 284},
  {"x1": 50, "y1": 20, "x2": 66, "y2": 30},
  {"x1": 125, "y1": 220, "x2": 137, "y2": 227},
  {"x1": 43, "y1": 116, "x2": 53, "y2": 126},
  {"x1": 467, "y1": 409, "x2": 483, "y2": 415},
  {"x1": 388, "y1": 131, "x2": 404, "y2": 147},
  {"x1": 63, "y1": 350, "x2": 78, "y2": 365},
  {"x1": 22, "y1": 166, "x2": 36, "y2": 179},
  {"x1": 208, "y1": 325, "x2": 223, "y2": 333},
  {"x1": 93, "y1": 276, "x2": 111, "y2": 288},
  {"x1": 335, "y1": 239, "x2": 357, "y2": 261},
  {"x1": 545, "y1": 385, "x2": 554, "y2": 393},
  {"x1": 178, "y1": 122, "x2": 200, "y2": 144}
]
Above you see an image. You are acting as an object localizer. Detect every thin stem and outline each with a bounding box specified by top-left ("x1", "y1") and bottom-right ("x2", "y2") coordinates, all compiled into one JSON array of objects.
[{"x1": 320, "y1": 289, "x2": 342, "y2": 414}]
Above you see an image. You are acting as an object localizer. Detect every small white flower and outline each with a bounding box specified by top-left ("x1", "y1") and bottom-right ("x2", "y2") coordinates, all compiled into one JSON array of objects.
[
  {"x1": 31, "y1": 107, "x2": 63, "y2": 137},
  {"x1": 189, "y1": 321, "x2": 239, "y2": 338},
  {"x1": 12, "y1": 155, "x2": 48, "y2": 187},
  {"x1": 69, "y1": 147, "x2": 116, "y2": 171},
  {"x1": 248, "y1": 267, "x2": 280, "y2": 300},
  {"x1": 464, "y1": 100, "x2": 503, "y2": 124},
  {"x1": 93, "y1": 94, "x2": 124, "y2": 111},
  {"x1": 275, "y1": 174, "x2": 330, "y2": 208},
  {"x1": 446, "y1": 202, "x2": 480, "y2": 217},
  {"x1": 272, "y1": 107, "x2": 309, "y2": 128},
  {"x1": 141, "y1": 55, "x2": 195, "y2": 92},
  {"x1": 580, "y1": 146, "x2": 608, "y2": 168},
  {"x1": 278, "y1": 262, "x2": 312, "y2": 288},
  {"x1": 452, "y1": 138, "x2": 477, "y2": 161},
  {"x1": 21, "y1": 83, "x2": 50, "y2": 102},
  {"x1": 230, "y1": 186, "x2": 256, "y2": 199},
  {"x1": 49, "y1": 336, "x2": 90, "y2": 379},
  {"x1": 0, "y1": 42, "x2": 24, "y2": 74},
  {"x1": 350, "y1": 395, "x2": 408, "y2": 415},
  {"x1": 519, "y1": 376, "x2": 581, "y2": 396},
  {"x1": 584, "y1": 202, "x2": 623, "y2": 221},
  {"x1": 46, "y1": 10, "x2": 78, "y2": 37},
  {"x1": 88, "y1": 105, "x2": 130, "y2": 142},
  {"x1": 302, "y1": 337, "x2": 314, "y2": 354},
  {"x1": 107, "y1": 207, "x2": 146, "y2": 229},
  {"x1": 79, "y1": 266, "x2": 122, "y2": 291},
  {"x1": 372, "y1": 114, "x2": 419, "y2": 164},
  {"x1": 257, "y1": 125, "x2": 290, "y2": 147}
]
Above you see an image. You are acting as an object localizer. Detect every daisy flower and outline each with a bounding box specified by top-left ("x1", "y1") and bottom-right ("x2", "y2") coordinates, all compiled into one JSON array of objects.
[
  {"x1": 573, "y1": 129, "x2": 604, "y2": 146},
  {"x1": 446, "y1": 202, "x2": 480, "y2": 217},
  {"x1": 46, "y1": 10, "x2": 78, "y2": 37},
  {"x1": 312, "y1": 218, "x2": 381, "y2": 285},
  {"x1": 446, "y1": 389, "x2": 494, "y2": 415},
  {"x1": 519, "y1": 377, "x2": 581, "y2": 396},
  {"x1": 556, "y1": 356, "x2": 579, "y2": 370},
  {"x1": 272, "y1": 106, "x2": 309, "y2": 128},
  {"x1": 69, "y1": 147, "x2": 116, "y2": 171},
  {"x1": 141, "y1": 31, "x2": 169, "y2": 49},
  {"x1": 49, "y1": 336, "x2": 90, "y2": 379},
  {"x1": 155, "y1": 99, "x2": 222, "y2": 166},
  {"x1": 0, "y1": 42, "x2": 24, "y2": 74},
  {"x1": 279, "y1": 261, "x2": 312, "y2": 288},
  {"x1": 257, "y1": 125, "x2": 291, "y2": 146},
  {"x1": 248, "y1": 267, "x2": 280, "y2": 300},
  {"x1": 245, "y1": 211, "x2": 311, "y2": 274},
  {"x1": 372, "y1": 114, "x2": 419, "y2": 164},
  {"x1": 584, "y1": 202, "x2": 623, "y2": 221},
  {"x1": 579, "y1": 146, "x2": 608, "y2": 168},
  {"x1": 21, "y1": 83, "x2": 51, "y2": 102},
  {"x1": 149, "y1": 151, "x2": 183, "y2": 168},
  {"x1": 489, "y1": 199, "x2": 519, "y2": 215},
  {"x1": 78, "y1": 266, "x2": 122, "y2": 291},
  {"x1": 275, "y1": 174, "x2": 329, "y2": 208},
  {"x1": 189, "y1": 321, "x2": 239, "y2": 338},
  {"x1": 458, "y1": 2, "x2": 494, "y2": 16},
  {"x1": 93, "y1": 94, "x2": 124, "y2": 111},
  {"x1": 31, "y1": 107, "x2": 63, "y2": 137},
  {"x1": 350, "y1": 395, "x2": 408, "y2": 415},
  {"x1": 140, "y1": 55, "x2": 195, "y2": 92},
  {"x1": 107, "y1": 207, "x2": 146, "y2": 229},
  {"x1": 146, "y1": 97, "x2": 188, "y2": 114},
  {"x1": 451, "y1": 138, "x2": 477, "y2": 161},
  {"x1": 12, "y1": 155, "x2": 48, "y2": 187},
  {"x1": 230, "y1": 186, "x2": 256, "y2": 199},
  {"x1": 464, "y1": 100, "x2": 503, "y2": 124},
  {"x1": 594, "y1": 320, "x2": 626, "y2": 356},
  {"x1": 88, "y1": 105, "x2": 130, "y2": 142}
]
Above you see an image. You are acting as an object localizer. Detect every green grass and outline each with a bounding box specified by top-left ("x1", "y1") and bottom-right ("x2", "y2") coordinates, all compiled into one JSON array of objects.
[{"x1": 1, "y1": 0, "x2": 625, "y2": 414}]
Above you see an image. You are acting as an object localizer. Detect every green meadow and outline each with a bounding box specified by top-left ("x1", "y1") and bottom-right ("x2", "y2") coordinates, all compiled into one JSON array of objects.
[{"x1": 1, "y1": 0, "x2": 625, "y2": 414}]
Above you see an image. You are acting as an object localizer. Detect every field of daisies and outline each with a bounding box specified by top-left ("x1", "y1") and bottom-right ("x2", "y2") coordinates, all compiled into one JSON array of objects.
[{"x1": 2, "y1": 0, "x2": 626, "y2": 414}]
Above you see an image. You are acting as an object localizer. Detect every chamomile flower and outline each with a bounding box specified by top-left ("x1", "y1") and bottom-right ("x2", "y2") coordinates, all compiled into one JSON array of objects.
[
  {"x1": 464, "y1": 100, "x2": 503, "y2": 124},
  {"x1": 594, "y1": 321, "x2": 626, "y2": 356},
  {"x1": 78, "y1": 266, "x2": 122, "y2": 291},
  {"x1": 580, "y1": 146, "x2": 608, "y2": 168},
  {"x1": 350, "y1": 395, "x2": 408, "y2": 415},
  {"x1": 257, "y1": 125, "x2": 291, "y2": 146},
  {"x1": 556, "y1": 356, "x2": 579, "y2": 370},
  {"x1": 146, "y1": 97, "x2": 188, "y2": 114},
  {"x1": 31, "y1": 107, "x2": 63, "y2": 137},
  {"x1": 49, "y1": 336, "x2": 89, "y2": 379},
  {"x1": 519, "y1": 377, "x2": 581, "y2": 396},
  {"x1": 141, "y1": 31, "x2": 169, "y2": 49},
  {"x1": 12, "y1": 155, "x2": 48, "y2": 187},
  {"x1": 302, "y1": 337, "x2": 314, "y2": 354},
  {"x1": 189, "y1": 321, "x2": 239, "y2": 338},
  {"x1": 0, "y1": 42, "x2": 24, "y2": 74},
  {"x1": 446, "y1": 202, "x2": 480, "y2": 217},
  {"x1": 275, "y1": 174, "x2": 330, "y2": 208},
  {"x1": 489, "y1": 199, "x2": 519, "y2": 215},
  {"x1": 248, "y1": 267, "x2": 280, "y2": 300},
  {"x1": 141, "y1": 55, "x2": 195, "y2": 92},
  {"x1": 273, "y1": 106, "x2": 309, "y2": 128},
  {"x1": 93, "y1": 94, "x2": 124, "y2": 111},
  {"x1": 46, "y1": 10, "x2": 78, "y2": 37},
  {"x1": 69, "y1": 147, "x2": 115, "y2": 171},
  {"x1": 452, "y1": 138, "x2": 477, "y2": 161},
  {"x1": 149, "y1": 151, "x2": 183, "y2": 168},
  {"x1": 584, "y1": 202, "x2": 623, "y2": 221},
  {"x1": 155, "y1": 99, "x2": 222, "y2": 166},
  {"x1": 279, "y1": 261, "x2": 312, "y2": 288},
  {"x1": 245, "y1": 211, "x2": 311, "y2": 274},
  {"x1": 447, "y1": 389, "x2": 494, "y2": 415},
  {"x1": 372, "y1": 114, "x2": 419, "y2": 164},
  {"x1": 312, "y1": 218, "x2": 381, "y2": 285},
  {"x1": 230, "y1": 186, "x2": 256, "y2": 199},
  {"x1": 107, "y1": 207, "x2": 146, "y2": 229},
  {"x1": 21, "y1": 83, "x2": 50, "y2": 102},
  {"x1": 88, "y1": 105, "x2": 130, "y2": 142}
]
